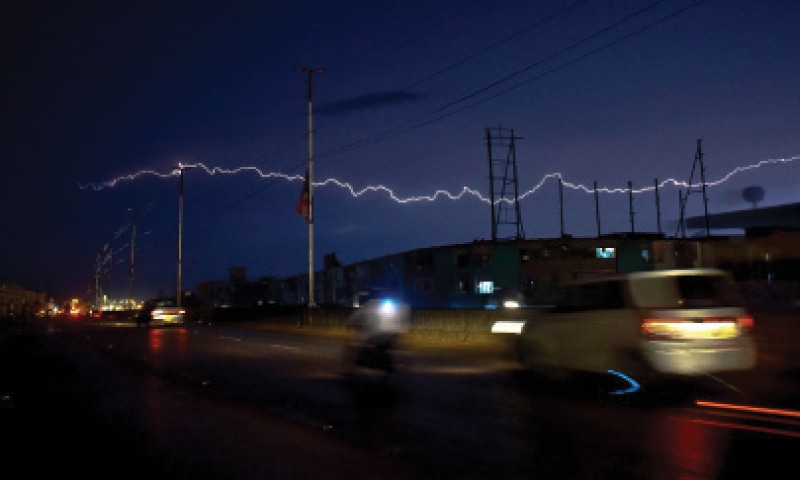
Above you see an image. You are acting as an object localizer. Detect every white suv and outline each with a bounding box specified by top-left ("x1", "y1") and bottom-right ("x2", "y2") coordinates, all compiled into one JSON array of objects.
[{"x1": 516, "y1": 268, "x2": 756, "y2": 385}]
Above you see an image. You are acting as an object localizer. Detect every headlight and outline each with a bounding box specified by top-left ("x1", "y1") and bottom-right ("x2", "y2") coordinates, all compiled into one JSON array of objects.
[
  {"x1": 503, "y1": 300, "x2": 520, "y2": 309},
  {"x1": 379, "y1": 299, "x2": 396, "y2": 315}
]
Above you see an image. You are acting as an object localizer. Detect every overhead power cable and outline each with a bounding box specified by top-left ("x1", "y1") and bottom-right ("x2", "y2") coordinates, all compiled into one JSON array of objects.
[{"x1": 318, "y1": 0, "x2": 707, "y2": 158}]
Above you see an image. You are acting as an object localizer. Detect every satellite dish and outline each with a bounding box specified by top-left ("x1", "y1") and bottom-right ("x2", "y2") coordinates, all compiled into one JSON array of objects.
[{"x1": 742, "y1": 186, "x2": 764, "y2": 208}]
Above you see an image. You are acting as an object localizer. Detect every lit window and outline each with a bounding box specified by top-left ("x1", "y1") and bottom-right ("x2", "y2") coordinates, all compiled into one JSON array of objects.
[
  {"x1": 596, "y1": 247, "x2": 616, "y2": 259},
  {"x1": 478, "y1": 281, "x2": 494, "y2": 294}
]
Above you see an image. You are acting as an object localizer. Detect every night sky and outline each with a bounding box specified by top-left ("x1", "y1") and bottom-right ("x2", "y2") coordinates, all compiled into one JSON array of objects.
[{"x1": 2, "y1": 0, "x2": 799, "y2": 302}]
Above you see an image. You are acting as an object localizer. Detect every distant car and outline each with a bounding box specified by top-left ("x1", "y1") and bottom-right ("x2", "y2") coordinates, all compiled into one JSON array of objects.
[
  {"x1": 136, "y1": 299, "x2": 185, "y2": 327},
  {"x1": 515, "y1": 268, "x2": 757, "y2": 388}
]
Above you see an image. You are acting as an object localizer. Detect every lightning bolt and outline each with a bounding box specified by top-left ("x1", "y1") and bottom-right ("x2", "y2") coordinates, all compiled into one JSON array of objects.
[{"x1": 79, "y1": 155, "x2": 800, "y2": 205}]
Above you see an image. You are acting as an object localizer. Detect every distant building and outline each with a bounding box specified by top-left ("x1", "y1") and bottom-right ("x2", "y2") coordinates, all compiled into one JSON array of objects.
[
  {"x1": 0, "y1": 282, "x2": 46, "y2": 318},
  {"x1": 262, "y1": 234, "x2": 666, "y2": 308},
  {"x1": 195, "y1": 203, "x2": 800, "y2": 309},
  {"x1": 685, "y1": 202, "x2": 800, "y2": 232},
  {"x1": 196, "y1": 267, "x2": 277, "y2": 308}
]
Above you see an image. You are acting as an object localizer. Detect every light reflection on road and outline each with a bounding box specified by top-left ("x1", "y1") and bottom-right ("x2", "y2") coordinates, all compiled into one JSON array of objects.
[
  {"x1": 693, "y1": 399, "x2": 800, "y2": 439},
  {"x1": 148, "y1": 327, "x2": 188, "y2": 355},
  {"x1": 696, "y1": 399, "x2": 800, "y2": 419},
  {"x1": 47, "y1": 319, "x2": 800, "y2": 478},
  {"x1": 649, "y1": 412, "x2": 730, "y2": 480}
]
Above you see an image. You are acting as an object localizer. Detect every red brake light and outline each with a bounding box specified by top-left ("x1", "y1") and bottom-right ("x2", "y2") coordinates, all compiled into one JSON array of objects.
[{"x1": 736, "y1": 314, "x2": 754, "y2": 329}]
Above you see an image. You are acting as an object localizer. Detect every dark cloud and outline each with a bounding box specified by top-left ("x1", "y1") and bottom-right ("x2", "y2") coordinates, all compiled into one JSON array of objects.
[{"x1": 317, "y1": 91, "x2": 424, "y2": 115}]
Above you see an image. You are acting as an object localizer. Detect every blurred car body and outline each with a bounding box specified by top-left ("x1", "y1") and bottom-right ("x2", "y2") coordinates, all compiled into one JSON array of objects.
[
  {"x1": 516, "y1": 268, "x2": 756, "y2": 384},
  {"x1": 137, "y1": 299, "x2": 185, "y2": 327}
]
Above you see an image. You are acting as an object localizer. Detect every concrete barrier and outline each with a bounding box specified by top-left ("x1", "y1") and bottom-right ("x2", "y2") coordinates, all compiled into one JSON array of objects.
[{"x1": 228, "y1": 306, "x2": 538, "y2": 347}]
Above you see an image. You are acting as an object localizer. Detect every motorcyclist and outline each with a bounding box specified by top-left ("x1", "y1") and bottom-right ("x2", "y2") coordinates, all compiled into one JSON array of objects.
[
  {"x1": 344, "y1": 291, "x2": 411, "y2": 373},
  {"x1": 136, "y1": 300, "x2": 155, "y2": 327}
]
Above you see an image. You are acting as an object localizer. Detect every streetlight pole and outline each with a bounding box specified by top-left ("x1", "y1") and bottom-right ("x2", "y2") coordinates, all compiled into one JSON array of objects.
[
  {"x1": 177, "y1": 165, "x2": 186, "y2": 308},
  {"x1": 300, "y1": 66, "x2": 325, "y2": 309},
  {"x1": 94, "y1": 253, "x2": 101, "y2": 307},
  {"x1": 128, "y1": 207, "x2": 136, "y2": 308}
]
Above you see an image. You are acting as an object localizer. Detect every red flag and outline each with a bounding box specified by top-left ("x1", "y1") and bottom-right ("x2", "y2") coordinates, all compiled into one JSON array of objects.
[{"x1": 294, "y1": 169, "x2": 311, "y2": 223}]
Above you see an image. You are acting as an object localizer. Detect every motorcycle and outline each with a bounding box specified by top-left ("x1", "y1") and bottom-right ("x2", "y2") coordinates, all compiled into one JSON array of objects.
[
  {"x1": 342, "y1": 296, "x2": 409, "y2": 383},
  {"x1": 342, "y1": 334, "x2": 398, "y2": 382},
  {"x1": 355, "y1": 340, "x2": 395, "y2": 372}
]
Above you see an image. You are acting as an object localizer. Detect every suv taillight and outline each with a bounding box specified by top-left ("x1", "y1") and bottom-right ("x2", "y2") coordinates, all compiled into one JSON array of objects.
[
  {"x1": 736, "y1": 314, "x2": 754, "y2": 329},
  {"x1": 641, "y1": 316, "x2": 743, "y2": 340},
  {"x1": 641, "y1": 318, "x2": 684, "y2": 339}
]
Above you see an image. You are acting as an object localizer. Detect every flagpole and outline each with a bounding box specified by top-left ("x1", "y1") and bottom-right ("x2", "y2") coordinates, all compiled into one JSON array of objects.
[{"x1": 300, "y1": 66, "x2": 325, "y2": 310}]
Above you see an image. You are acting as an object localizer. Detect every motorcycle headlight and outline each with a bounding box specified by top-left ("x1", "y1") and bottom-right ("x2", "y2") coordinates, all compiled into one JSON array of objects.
[{"x1": 379, "y1": 299, "x2": 396, "y2": 315}]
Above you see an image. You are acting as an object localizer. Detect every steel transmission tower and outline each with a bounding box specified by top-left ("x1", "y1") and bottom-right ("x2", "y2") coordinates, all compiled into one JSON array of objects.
[
  {"x1": 676, "y1": 139, "x2": 711, "y2": 237},
  {"x1": 486, "y1": 126, "x2": 525, "y2": 241}
]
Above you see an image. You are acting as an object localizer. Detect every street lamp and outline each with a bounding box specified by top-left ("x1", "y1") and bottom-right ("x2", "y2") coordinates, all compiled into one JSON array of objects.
[
  {"x1": 94, "y1": 252, "x2": 102, "y2": 307},
  {"x1": 128, "y1": 207, "x2": 136, "y2": 308},
  {"x1": 177, "y1": 164, "x2": 192, "y2": 308},
  {"x1": 299, "y1": 66, "x2": 325, "y2": 310}
]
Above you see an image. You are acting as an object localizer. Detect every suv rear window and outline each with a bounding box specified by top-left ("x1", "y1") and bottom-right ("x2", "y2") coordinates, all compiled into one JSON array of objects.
[
  {"x1": 552, "y1": 280, "x2": 626, "y2": 312},
  {"x1": 629, "y1": 274, "x2": 745, "y2": 309}
]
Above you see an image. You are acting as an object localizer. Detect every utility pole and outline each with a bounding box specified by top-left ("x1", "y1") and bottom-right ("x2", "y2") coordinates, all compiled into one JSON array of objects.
[
  {"x1": 594, "y1": 181, "x2": 601, "y2": 237},
  {"x1": 628, "y1": 181, "x2": 635, "y2": 234},
  {"x1": 697, "y1": 139, "x2": 710, "y2": 236},
  {"x1": 654, "y1": 179, "x2": 662, "y2": 234},
  {"x1": 300, "y1": 66, "x2": 325, "y2": 309},
  {"x1": 559, "y1": 178, "x2": 565, "y2": 237}
]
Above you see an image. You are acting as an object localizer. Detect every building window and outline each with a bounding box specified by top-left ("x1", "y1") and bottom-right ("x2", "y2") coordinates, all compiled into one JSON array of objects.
[
  {"x1": 596, "y1": 247, "x2": 616, "y2": 259},
  {"x1": 455, "y1": 251, "x2": 470, "y2": 268},
  {"x1": 477, "y1": 281, "x2": 494, "y2": 294},
  {"x1": 475, "y1": 253, "x2": 491, "y2": 266},
  {"x1": 415, "y1": 278, "x2": 433, "y2": 293},
  {"x1": 417, "y1": 252, "x2": 434, "y2": 272},
  {"x1": 456, "y1": 276, "x2": 472, "y2": 294}
]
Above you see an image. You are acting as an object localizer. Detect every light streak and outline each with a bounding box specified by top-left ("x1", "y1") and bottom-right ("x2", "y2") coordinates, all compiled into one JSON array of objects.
[
  {"x1": 689, "y1": 418, "x2": 800, "y2": 439},
  {"x1": 695, "y1": 399, "x2": 800, "y2": 420},
  {"x1": 79, "y1": 155, "x2": 800, "y2": 205},
  {"x1": 607, "y1": 369, "x2": 641, "y2": 395}
]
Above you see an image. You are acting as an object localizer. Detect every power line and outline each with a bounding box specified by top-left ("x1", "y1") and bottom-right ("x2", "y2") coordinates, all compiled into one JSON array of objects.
[
  {"x1": 316, "y1": 0, "x2": 707, "y2": 159},
  {"x1": 399, "y1": 0, "x2": 592, "y2": 92},
  {"x1": 430, "y1": 0, "x2": 671, "y2": 114},
  {"x1": 310, "y1": 0, "x2": 591, "y2": 157}
]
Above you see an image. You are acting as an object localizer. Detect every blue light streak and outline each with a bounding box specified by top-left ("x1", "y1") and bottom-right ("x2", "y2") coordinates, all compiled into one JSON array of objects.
[{"x1": 607, "y1": 369, "x2": 641, "y2": 395}]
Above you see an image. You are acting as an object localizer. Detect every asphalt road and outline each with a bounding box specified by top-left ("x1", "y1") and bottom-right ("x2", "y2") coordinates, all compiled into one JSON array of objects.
[
  {"x1": 0, "y1": 320, "x2": 426, "y2": 479},
  {"x1": 3, "y1": 315, "x2": 800, "y2": 479}
]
